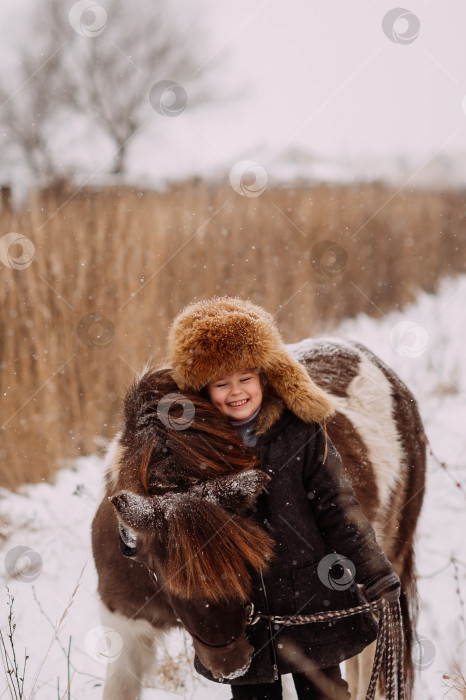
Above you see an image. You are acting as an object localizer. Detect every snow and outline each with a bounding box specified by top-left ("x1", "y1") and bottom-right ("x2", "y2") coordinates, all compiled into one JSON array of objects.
[
  {"x1": 221, "y1": 657, "x2": 252, "y2": 681},
  {"x1": 1, "y1": 275, "x2": 466, "y2": 699}
]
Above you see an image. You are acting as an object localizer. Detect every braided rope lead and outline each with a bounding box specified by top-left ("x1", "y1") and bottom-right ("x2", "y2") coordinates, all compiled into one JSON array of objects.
[
  {"x1": 366, "y1": 601, "x2": 386, "y2": 698},
  {"x1": 248, "y1": 598, "x2": 405, "y2": 699}
]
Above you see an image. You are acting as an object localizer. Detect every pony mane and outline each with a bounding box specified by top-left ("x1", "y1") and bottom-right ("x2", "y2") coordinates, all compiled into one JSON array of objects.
[
  {"x1": 159, "y1": 494, "x2": 274, "y2": 603},
  {"x1": 116, "y1": 367, "x2": 274, "y2": 602},
  {"x1": 119, "y1": 367, "x2": 260, "y2": 489}
]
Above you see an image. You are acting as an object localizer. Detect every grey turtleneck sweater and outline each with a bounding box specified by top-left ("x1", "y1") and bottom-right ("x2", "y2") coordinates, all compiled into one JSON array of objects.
[{"x1": 229, "y1": 405, "x2": 262, "y2": 447}]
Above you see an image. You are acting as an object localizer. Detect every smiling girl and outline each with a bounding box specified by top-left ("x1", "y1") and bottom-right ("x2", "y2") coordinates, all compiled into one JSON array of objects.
[{"x1": 167, "y1": 297, "x2": 401, "y2": 700}]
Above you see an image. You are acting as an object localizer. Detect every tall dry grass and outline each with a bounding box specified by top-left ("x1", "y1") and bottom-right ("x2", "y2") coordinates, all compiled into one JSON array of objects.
[
  {"x1": 1, "y1": 180, "x2": 465, "y2": 488},
  {"x1": 442, "y1": 661, "x2": 466, "y2": 698}
]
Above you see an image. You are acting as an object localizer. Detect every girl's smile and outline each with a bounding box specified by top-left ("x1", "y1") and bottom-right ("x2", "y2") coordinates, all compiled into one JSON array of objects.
[{"x1": 228, "y1": 398, "x2": 249, "y2": 407}]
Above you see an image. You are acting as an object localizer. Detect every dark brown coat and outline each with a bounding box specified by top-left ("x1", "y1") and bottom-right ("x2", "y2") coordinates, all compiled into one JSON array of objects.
[{"x1": 194, "y1": 407, "x2": 391, "y2": 684}]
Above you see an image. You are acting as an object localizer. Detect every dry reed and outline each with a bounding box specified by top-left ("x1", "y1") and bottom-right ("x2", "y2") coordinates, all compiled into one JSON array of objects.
[
  {"x1": 1, "y1": 180, "x2": 465, "y2": 488},
  {"x1": 443, "y1": 660, "x2": 466, "y2": 698}
]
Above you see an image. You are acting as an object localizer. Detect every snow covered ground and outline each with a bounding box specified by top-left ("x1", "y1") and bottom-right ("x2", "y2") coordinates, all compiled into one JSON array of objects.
[{"x1": 1, "y1": 275, "x2": 465, "y2": 699}]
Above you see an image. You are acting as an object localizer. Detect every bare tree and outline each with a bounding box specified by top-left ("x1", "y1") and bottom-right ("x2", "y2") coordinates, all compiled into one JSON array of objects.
[
  {"x1": 0, "y1": 35, "x2": 70, "y2": 186},
  {"x1": 0, "y1": 0, "x2": 218, "y2": 184}
]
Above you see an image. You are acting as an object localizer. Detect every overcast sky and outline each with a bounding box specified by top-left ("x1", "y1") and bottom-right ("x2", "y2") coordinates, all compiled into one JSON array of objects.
[
  {"x1": 195, "y1": 0, "x2": 466, "y2": 166},
  {"x1": 1, "y1": 0, "x2": 466, "y2": 184}
]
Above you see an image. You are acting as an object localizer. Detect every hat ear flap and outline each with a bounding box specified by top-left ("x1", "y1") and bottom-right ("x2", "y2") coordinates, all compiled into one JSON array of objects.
[{"x1": 264, "y1": 350, "x2": 335, "y2": 424}]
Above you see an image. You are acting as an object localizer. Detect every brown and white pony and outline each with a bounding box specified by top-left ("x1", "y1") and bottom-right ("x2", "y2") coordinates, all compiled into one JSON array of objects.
[{"x1": 91, "y1": 338, "x2": 426, "y2": 699}]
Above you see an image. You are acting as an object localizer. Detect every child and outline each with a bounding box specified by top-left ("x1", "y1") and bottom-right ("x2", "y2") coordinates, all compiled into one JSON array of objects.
[{"x1": 167, "y1": 297, "x2": 401, "y2": 700}]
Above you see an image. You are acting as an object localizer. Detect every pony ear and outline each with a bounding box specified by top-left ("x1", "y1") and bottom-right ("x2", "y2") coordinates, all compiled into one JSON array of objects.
[
  {"x1": 200, "y1": 470, "x2": 270, "y2": 515},
  {"x1": 110, "y1": 491, "x2": 164, "y2": 531}
]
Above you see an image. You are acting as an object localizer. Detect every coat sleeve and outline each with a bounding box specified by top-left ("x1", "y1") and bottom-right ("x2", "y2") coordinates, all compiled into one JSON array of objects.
[{"x1": 303, "y1": 423, "x2": 394, "y2": 587}]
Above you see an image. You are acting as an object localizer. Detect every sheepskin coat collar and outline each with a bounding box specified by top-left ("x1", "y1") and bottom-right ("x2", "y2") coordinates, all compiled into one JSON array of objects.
[{"x1": 255, "y1": 393, "x2": 285, "y2": 436}]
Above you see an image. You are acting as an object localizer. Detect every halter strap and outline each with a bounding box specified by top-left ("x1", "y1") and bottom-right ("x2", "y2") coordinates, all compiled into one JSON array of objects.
[{"x1": 246, "y1": 598, "x2": 405, "y2": 700}]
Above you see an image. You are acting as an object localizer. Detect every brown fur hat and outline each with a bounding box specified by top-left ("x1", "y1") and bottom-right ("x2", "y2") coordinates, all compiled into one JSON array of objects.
[{"x1": 167, "y1": 296, "x2": 335, "y2": 424}]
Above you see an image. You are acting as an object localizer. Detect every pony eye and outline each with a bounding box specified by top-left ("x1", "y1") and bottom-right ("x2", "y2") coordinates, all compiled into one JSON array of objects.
[{"x1": 118, "y1": 523, "x2": 137, "y2": 549}]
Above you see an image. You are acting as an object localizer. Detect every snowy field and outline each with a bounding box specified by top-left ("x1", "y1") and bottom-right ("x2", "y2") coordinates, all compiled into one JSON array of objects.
[{"x1": 1, "y1": 275, "x2": 465, "y2": 699}]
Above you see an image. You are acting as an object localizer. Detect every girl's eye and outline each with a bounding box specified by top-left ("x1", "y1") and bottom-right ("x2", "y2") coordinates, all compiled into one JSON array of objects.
[
  {"x1": 240, "y1": 377, "x2": 251, "y2": 382},
  {"x1": 216, "y1": 383, "x2": 227, "y2": 388}
]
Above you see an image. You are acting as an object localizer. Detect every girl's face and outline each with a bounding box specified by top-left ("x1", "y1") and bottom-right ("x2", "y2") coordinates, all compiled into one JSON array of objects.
[{"x1": 206, "y1": 368, "x2": 263, "y2": 421}]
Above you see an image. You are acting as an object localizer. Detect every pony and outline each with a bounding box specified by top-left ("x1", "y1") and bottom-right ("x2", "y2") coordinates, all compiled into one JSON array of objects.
[{"x1": 91, "y1": 337, "x2": 426, "y2": 699}]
